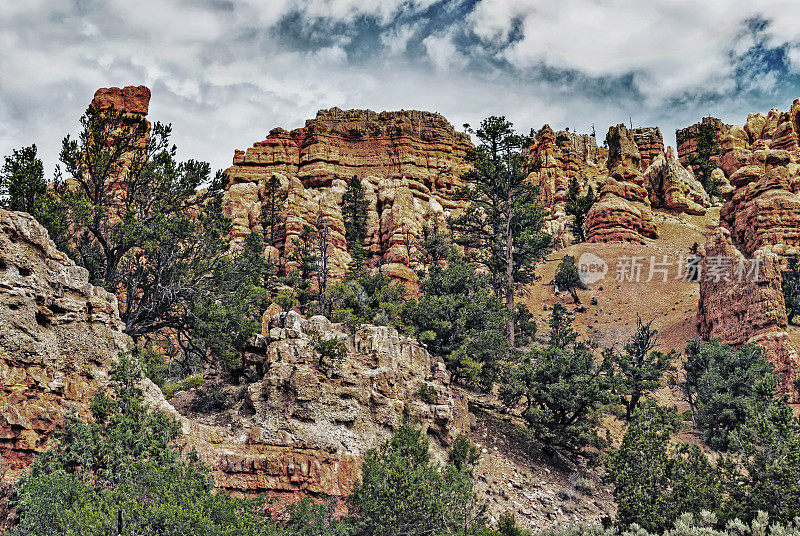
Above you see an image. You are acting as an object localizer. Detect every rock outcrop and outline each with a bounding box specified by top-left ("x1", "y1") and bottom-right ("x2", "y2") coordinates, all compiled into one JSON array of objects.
[
  {"x1": 698, "y1": 228, "x2": 800, "y2": 399},
  {"x1": 90, "y1": 85, "x2": 151, "y2": 115},
  {"x1": 185, "y1": 311, "x2": 470, "y2": 499},
  {"x1": 676, "y1": 116, "x2": 731, "y2": 170},
  {"x1": 631, "y1": 127, "x2": 664, "y2": 172},
  {"x1": 0, "y1": 209, "x2": 129, "y2": 478},
  {"x1": 712, "y1": 100, "x2": 800, "y2": 257},
  {"x1": 584, "y1": 124, "x2": 658, "y2": 243},
  {"x1": 223, "y1": 108, "x2": 473, "y2": 289},
  {"x1": 643, "y1": 147, "x2": 710, "y2": 215}
]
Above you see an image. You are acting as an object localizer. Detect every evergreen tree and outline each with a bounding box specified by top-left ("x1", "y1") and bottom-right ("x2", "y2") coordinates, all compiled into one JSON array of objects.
[
  {"x1": 605, "y1": 405, "x2": 722, "y2": 532},
  {"x1": 342, "y1": 175, "x2": 370, "y2": 271},
  {"x1": 609, "y1": 316, "x2": 674, "y2": 420},
  {"x1": 349, "y1": 424, "x2": 486, "y2": 536},
  {"x1": 10, "y1": 356, "x2": 280, "y2": 536},
  {"x1": 285, "y1": 225, "x2": 319, "y2": 315},
  {"x1": 564, "y1": 176, "x2": 594, "y2": 242},
  {"x1": 404, "y1": 251, "x2": 510, "y2": 388},
  {"x1": 502, "y1": 304, "x2": 614, "y2": 457},
  {"x1": 689, "y1": 122, "x2": 720, "y2": 196},
  {"x1": 677, "y1": 339, "x2": 775, "y2": 450},
  {"x1": 553, "y1": 256, "x2": 587, "y2": 304},
  {"x1": 452, "y1": 117, "x2": 551, "y2": 347},
  {"x1": 0, "y1": 144, "x2": 68, "y2": 250},
  {"x1": 261, "y1": 173, "x2": 287, "y2": 248}
]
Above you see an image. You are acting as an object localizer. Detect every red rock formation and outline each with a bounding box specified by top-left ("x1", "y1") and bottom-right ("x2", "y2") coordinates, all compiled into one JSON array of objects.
[
  {"x1": 224, "y1": 108, "x2": 472, "y2": 289},
  {"x1": 698, "y1": 228, "x2": 799, "y2": 399},
  {"x1": 676, "y1": 116, "x2": 731, "y2": 170},
  {"x1": 584, "y1": 124, "x2": 658, "y2": 243},
  {"x1": 91, "y1": 85, "x2": 151, "y2": 115},
  {"x1": 643, "y1": 147, "x2": 710, "y2": 215},
  {"x1": 631, "y1": 127, "x2": 664, "y2": 172}
]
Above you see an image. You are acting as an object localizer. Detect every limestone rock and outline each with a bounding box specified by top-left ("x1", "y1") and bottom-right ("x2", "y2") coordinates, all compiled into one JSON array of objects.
[
  {"x1": 201, "y1": 313, "x2": 471, "y2": 497},
  {"x1": 643, "y1": 148, "x2": 710, "y2": 215},
  {"x1": 585, "y1": 125, "x2": 658, "y2": 243},
  {"x1": 0, "y1": 208, "x2": 129, "y2": 477}
]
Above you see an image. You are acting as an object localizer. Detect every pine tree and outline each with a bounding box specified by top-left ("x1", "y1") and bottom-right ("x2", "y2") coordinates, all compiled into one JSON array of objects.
[
  {"x1": 261, "y1": 174, "x2": 286, "y2": 247},
  {"x1": 689, "y1": 122, "x2": 720, "y2": 196},
  {"x1": 564, "y1": 176, "x2": 594, "y2": 242},
  {"x1": 452, "y1": 116, "x2": 551, "y2": 347},
  {"x1": 342, "y1": 175, "x2": 370, "y2": 271}
]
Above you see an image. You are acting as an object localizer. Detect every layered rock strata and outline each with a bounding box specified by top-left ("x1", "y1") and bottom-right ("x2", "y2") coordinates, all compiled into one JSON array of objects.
[
  {"x1": 584, "y1": 125, "x2": 658, "y2": 243},
  {"x1": 631, "y1": 127, "x2": 664, "y2": 171},
  {"x1": 676, "y1": 116, "x2": 731, "y2": 169},
  {"x1": 713, "y1": 100, "x2": 800, "y2": 257},
  {"x1": 223, "y1": 108, "x2": 473, "y2": 288}
]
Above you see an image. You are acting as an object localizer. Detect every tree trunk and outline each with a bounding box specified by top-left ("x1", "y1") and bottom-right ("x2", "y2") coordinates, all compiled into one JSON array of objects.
[{"x1": 506, "y1": 201, "x2": 515, "y2": 348}]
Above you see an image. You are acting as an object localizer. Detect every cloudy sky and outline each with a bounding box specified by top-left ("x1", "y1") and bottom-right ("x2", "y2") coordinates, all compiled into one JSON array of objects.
[{"x1": 3, "y1": 0, "x2": 800, "y2": 175}]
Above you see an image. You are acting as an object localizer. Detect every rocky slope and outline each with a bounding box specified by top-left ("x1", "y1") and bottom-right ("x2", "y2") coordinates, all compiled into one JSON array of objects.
[{"x1": 223, "y1": 108, "x2": 473, "y2": 288}]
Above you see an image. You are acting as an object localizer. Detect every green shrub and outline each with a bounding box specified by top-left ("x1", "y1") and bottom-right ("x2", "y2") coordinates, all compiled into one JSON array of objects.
[{"x1": 191, "y1": 383, "x2": 230, "y2": 413}]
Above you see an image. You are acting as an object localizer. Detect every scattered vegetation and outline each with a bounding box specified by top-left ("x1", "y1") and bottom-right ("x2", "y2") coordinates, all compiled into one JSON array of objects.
[{"x1": 783, "y1": 253, "x2": 800, "y2": 325}]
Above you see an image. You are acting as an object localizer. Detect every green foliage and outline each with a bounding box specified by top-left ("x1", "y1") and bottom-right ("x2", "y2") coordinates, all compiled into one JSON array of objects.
[
  {"x1": 285, "y1": 498, "x2": 353, "y2": 536},
  {"x1": 537, "y1": 511, "x2": 800, "y2": 536},
  {"x1": 284, "y1": 225, "x2": 319, "y2": 315},
  {"x1": 783, "y1": 254, "x2": 800, "y2": 325},
  {"x1": 0, "y1": 144, "x2": 69, "y2": 251},
  {"x1": 688, "y1": 122, "x2": 721, "y2": 196},
  {"x1": 677, "y1": 339, "x2": 775, "y2": 450},
  {"x1": 328, "y1": 270, "x2": 406, "y2": 329},
  {"x1": 51, "y1": 104, "x2": 274, "y2": 377},
  {"x1": 0, "y1": 144, "x2": 47, "y2": 214},
  {"x1": 452, "y1": 116, "x2": 551, "y2": 346},
  {"x1": 349, "y1": 423, "x2": 486, "y2": 536},
  {"x1": 343, "y1": 175, "x2": 370, "y2": 270},
  {"x1": 403, "y1": 252, "x2": 510, "y2": 388},
  {"x1": 191, "y1": 383, "x2": 230, "y2": 413},
  {"x1": 727, "y1": 397, "x2": 800, "y2": 524},
  {"x1": 186, "y1": 231, "x2": 274, "y2": 374},
  {"x1": 554, "y1": 255, "x2": 587, "y2": 304},
  {"x1": 161, "y1": 373, "x2": 204, "y2": 399},
  {"x1": 11, "y1": 356, "x2": 277, "y2": 536},
  {"x1": 133, "y1": 344, "x2": 170, "y2": 389},
  {"x1": 502, "y1": 304, "x2": 614, "y2": 458},
  {"x1": 261, "y1": 174, "x2": 287, "y2": 247},
  {"x1": 605, "y1": 405, "x2": 721, "y2": 533},
  {"x1": 608, "y1": 316, "x2": 674, "y2": 420},
  {"x1": 310, "y1": 330, "x2": 348, "y2": 365},
  {"x1": 419, "y1": 383, "x2": 436, "y2": 404},
  {"x1": 564, "y1": 176, "x2": 595, "y2": 242}
]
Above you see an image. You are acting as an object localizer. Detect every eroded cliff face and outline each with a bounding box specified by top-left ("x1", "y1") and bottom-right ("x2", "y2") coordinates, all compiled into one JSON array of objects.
[
  {"x1": 180, "y1": 311, "x2": 470, "y2": 500},
  {"x1": 223, "y1": 108, "x2": 473, "y2": 288},
  {"x1": 643, "y1": 147, "x2": 710, "y2": 216},
  {"x1": 0, "y1": 209, "x2": 129, "y2": 478},
  {"x1": 698, "y1": 228, "x2": 799, "y2": 399},
  {"x1": 713, "y1": 101, "x2": 800, "y2": 257},
  {"x1": 584, "y1": 124, "x2": 659, "y2": 243}
]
